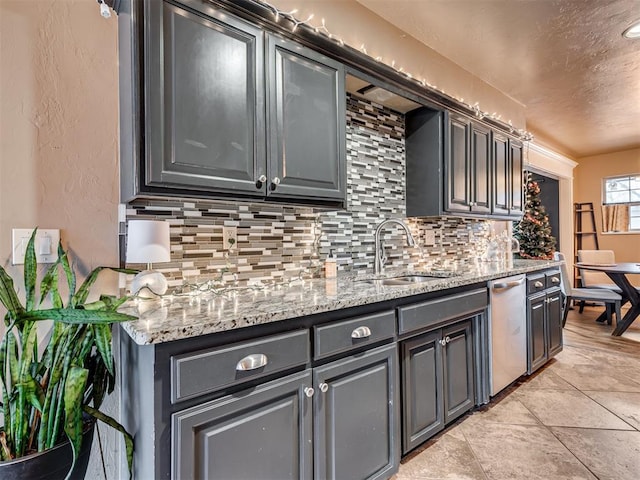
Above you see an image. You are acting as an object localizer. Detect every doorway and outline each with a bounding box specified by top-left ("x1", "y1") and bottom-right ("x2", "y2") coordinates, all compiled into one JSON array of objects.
[{"x1": 528, "y1": 171, "x2": 560, "y2": 247}]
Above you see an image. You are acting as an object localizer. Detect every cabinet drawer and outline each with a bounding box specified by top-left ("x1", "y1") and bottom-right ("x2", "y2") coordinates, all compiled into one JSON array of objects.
[
  {"x1": 313, "y1": 311, "x2": 395, "y2": 360},
  {"x1": 171, "y1": 330, "x2": 309, "y2": 403},
  {"x1": 527, "y1": 273, "x2": 546, "y2": 294},
  {"x1": 545, "y1": 270, "x2": 561, "y2": 289},
  {"x1": 397, "y1": 289, "x2": 487, "y2": 335}
]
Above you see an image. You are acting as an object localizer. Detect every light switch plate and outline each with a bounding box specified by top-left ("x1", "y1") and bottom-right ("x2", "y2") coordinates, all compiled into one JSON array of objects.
[{"x1": 12, "y1": 228, "x2": 60, "y2": 265}]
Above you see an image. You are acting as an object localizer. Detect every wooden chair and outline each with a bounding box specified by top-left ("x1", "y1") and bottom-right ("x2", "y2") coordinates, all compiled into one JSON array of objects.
[{"x1": 554, "y1": 252, "x2": 622, "y2": 327}]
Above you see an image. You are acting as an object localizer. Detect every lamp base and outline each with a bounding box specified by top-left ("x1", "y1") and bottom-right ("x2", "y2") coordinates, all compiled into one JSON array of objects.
[{"x1": 131, "y1": 270, "x2": 168, "y2": 298}]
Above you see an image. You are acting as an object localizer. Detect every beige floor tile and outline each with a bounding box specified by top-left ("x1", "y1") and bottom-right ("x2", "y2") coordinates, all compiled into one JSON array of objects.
[
  {"x1": 552, "y1": 428, "x2": 640, "y2": 480},
  {"x1": 584, "y1": 391, "x2": 640, "y2": 430},
  {"x1": 464, "y1": 396, "x2": 539, "y2": 426},
  {"x1": 518, "y1": 369, "x2": 578, "y2": 391},
  {"x1": 552, "y1": 346, "x2": 602, "y2": 367},
  {"x1": 513, "y1": 389, "x2": 634, "y2": 430},
  {"x1": 460, "y1": 423, "x2": 596, "y2": 480},
  {"x1": 549, "y1": 363, "x2": 640, "y2": 392},
  {"x1": 396, "y1": 427, "x2": 487, "y2": 480}
]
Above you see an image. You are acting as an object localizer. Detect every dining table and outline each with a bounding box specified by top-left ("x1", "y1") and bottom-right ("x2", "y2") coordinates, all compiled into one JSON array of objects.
[{"x1": 576, "y1": 262, "x2": 640, "y2": 336}]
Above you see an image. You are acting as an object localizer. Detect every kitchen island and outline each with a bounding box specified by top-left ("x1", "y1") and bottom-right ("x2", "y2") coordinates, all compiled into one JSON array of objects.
[{"x1": 119, "y1": 259, "x2": 561, "y2": 480}]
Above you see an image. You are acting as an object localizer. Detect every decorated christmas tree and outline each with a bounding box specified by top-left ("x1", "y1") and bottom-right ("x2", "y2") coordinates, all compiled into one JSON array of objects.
[{"x1": 514, "y1": 179, "x2": 557, "y2": 259}]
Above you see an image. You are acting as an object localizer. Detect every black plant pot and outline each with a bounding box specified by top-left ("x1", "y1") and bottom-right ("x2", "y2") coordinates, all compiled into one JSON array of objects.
[{"x1": 0, "y1": 422, "x2": 95, "y2": 480}]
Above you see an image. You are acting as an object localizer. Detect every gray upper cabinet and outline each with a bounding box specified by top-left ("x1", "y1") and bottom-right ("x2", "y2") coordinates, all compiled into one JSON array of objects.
[
  {"x1": 509, "y1": 139, "x2": 525, "y2": 216},
  {"x1": 406, "y1": 107, "x2": 521, "y2": 220},
  {"x1": 444, "y1": 114, "x2": 492, "y2": 215},
  {"x1": 121, "y1": 0, "x2": 346, "y2": 206},
  {"x1": 266, "y1": 34, "x2": 346, "y2": 202},
  {"x1": 444, "y1": 114, "x2": 471, "y2": 213},
  {"x1": 145, "y1": 1, "x2": 265, "y2": 195},
  {"x1": 313, "y1": 343, "x2": 399, "y2": 480},
  {"x1": 493, "y1": 132, "x2": 524, "y2": 218},
  {"x1": 470, "y1": 122, "x2": 492, "y2": 214}
]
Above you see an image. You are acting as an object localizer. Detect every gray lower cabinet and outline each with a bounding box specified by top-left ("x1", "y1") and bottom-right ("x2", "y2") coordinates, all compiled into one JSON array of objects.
[
  {"x1": 172, "y1": 369, "x2": 313, "y2": 480},
  {"x1": 120, "y1": 0, "x2": 346, "y2": 205},
  {"x1": 401, "y1": 319, "x2": 475, "y2": 454},
  {"x1": 313, "y1": 343, "x2": 399, "y2": 480},
  {"x1": 527, "y1": 271, "x2": 563, "y2": 374}
]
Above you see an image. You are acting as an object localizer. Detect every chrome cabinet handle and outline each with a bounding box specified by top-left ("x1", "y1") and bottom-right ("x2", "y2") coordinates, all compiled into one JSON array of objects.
[
  {"x1": 255, "y1": 174, "x2": 267, "y2": 189},
  {"x1": 493, "y1": 278, "x2": 525, "y2": 289},
  {"x1": 270, "y1": 176, "x2": 281, "y2": 191},
  {"x1": 304, "y1": 387, "x2": 314, "y2": 398},
  {"x1": 351, "y1": 326, "x2": 372, "y2": 339},
  {"x1": 236, "y1": 353, "x2": 268, "y2": 371},
  {"x1": 551, "y1": 277, "x2": 560, "y2": 284},
  {"x1": 445, "y1": 336, "x2": 451, "y2": 343},
  {"x1": 439, "y1": 339, "x2": 446, "y2": 346},
  {"x1": 534, "y1": 281, "x2": 544, "y2": 288},
  {"x1": 319, "y1": 383, "x2": 329, "y2": 393}
]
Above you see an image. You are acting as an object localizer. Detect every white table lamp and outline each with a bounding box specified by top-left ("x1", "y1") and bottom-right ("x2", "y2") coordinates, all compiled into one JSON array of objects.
[{"x1": 126, "y1": 220, "x2": 171, "y2": 297}]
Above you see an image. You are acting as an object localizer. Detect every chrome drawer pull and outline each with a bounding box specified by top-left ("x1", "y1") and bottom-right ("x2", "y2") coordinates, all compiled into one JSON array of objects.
[
  {"x1": 551, "y1": 277, "x2": 560, "y2": 284},
  {"x1": 351, "y1": 326, "x2": 372, "y2": 339},
  {"x1": 534, "y1": 281, "x2": 544, "y2": 288},
  {"x1": 236, "y1": 353, "x2": 268, "y2": 371}
]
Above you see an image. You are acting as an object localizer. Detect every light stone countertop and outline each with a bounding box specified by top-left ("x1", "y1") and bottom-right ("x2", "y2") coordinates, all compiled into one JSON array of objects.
[{"x1": 119, "y1": 259, "x2": 561, "y2": 345}]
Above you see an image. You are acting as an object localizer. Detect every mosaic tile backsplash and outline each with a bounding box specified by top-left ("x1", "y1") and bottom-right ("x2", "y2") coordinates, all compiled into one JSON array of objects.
[{"x1": 126, "y1": 95, "x2": 492, "y2": 288}]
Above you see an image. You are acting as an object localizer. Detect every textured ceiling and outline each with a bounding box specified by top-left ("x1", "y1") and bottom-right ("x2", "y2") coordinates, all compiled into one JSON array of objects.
[{"x1": 356, "y1": 0, "x2": 640, "y2": 158}]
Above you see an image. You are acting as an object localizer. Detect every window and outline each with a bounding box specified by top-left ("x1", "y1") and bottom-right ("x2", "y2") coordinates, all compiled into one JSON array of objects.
[{"x1": 603, "y1": 174, "x2": 640, "y2": 232}]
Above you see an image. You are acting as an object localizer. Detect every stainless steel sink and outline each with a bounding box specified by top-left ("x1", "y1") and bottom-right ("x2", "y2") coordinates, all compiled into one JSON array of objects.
[{"x1": 363, "y1": 275, "x2": 443, "y2": 286}]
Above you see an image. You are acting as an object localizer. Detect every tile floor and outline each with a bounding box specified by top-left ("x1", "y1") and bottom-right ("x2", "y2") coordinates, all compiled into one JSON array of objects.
[{"x1": 394, "y1": 305, "x2": 640, "y2": 480}]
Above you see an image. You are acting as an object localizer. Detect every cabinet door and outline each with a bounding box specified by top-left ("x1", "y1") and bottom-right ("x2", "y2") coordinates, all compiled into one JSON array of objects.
[
  {"x1": 527, "y1": 294, "x2": 548, "y2": 374},
  {"x1": 442, "y1": 320, "x2": 475, "y2": 424},
  {"x1": 267, "y1": 34, "x2": 346, "y2": 202},
  {"x1": 547, "y1": 290, "x2": 564, "y2": 358},
  {"x1": 145, "y1": 2, "x2": 265, "y2": 195},
  {"x1": 492, "y1": 132, "x2": 510, "y2": 216},
  {"x1": 401, "y1": 330, "x2": 444, "y2": 454},
  {"x1": 509, "y1": 140, "x2": 524, "y2": 217},
  {"x1": 470, "y1": 122, "x2": 492, "y2": 214},
  {"x1": 172, "y1": 370, "x2": 312, "y2": 480},
  {"x1": 314, "y1": 344, "x2": 399, "y2": 480},
  {"x1": 444, "y1": 114, "x2": 472, "y2": 213}
]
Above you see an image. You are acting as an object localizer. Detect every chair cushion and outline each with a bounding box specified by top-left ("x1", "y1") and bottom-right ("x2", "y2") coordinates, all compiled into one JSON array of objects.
[
  {"x1": 572, "y1": 287, "x2": 621, "y2": 301},
  {"x1": 589, "y1": 284, "x2": 622, "y2": 293}
]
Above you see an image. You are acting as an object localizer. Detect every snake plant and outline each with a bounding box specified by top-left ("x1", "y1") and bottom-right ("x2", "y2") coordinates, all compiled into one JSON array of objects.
[{"x1": 0, "y1": 230, "x2": 138, "y2": 478}]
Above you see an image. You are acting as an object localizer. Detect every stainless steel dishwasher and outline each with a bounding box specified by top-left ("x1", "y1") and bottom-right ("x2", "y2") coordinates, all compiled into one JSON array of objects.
[{"x1": 488, "y1": 274, "x2": 527, "y2": 396}]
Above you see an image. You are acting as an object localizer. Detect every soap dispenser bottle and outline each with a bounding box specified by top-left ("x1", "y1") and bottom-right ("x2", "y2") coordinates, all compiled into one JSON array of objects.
[{"x1": 325, "y1": 250, "x2": 337, "y2": 279}]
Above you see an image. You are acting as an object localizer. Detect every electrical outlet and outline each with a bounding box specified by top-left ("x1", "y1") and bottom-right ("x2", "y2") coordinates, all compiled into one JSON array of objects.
[
  {"x1": 222, "y1": 226, "x2": 237, "y2": 250},
  {"x1": 12, "y1": 228, "x2": 60, "y2": 265},
  {"x1": 424, "y1": 230, "x2": 436, "y2": 246}
]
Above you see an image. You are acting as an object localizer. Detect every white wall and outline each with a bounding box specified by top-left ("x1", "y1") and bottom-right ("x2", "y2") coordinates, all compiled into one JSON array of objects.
[
  {"x1": 0, "y1": 1, "x2": 121, "y2": 478},
  {"x1": 526, "y1": 142, "x2": 578, "y2": 280}
]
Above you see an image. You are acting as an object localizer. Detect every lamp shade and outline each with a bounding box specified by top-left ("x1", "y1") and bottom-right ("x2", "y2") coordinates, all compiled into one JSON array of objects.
[{"x1": 126, "y1": 220, "x2": 171, "y2": 264}]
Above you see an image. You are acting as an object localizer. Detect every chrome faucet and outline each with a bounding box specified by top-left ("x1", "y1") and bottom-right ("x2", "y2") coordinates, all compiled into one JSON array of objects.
[{"x1": 374, "y1": 218, "x2": 417, "y2": 274}]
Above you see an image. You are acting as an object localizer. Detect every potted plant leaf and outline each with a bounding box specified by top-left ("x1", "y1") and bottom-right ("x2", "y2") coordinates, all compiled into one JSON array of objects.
[{"x1": 0, "y1": 230, "x2": 138, "y2": 479}]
